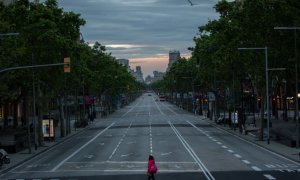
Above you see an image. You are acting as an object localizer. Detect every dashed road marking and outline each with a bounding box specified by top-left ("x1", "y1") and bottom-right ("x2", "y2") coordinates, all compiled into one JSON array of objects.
[
  {"x1": 161, "y1": 152, "x2": 173, "y2": 156},
  {"x1": 51, "y1": 122, "x2": 115, "y2": 172},
  {"x1": 107, "y1": 120, "x2": 133, "y2": 161},
  {"x1": 252, "y1": 166, "x2": 262, "y2": 171},
  {"x1": 264, "y1": 174, "x2": 276, "y2": 180},
  {"x1": 121, "y1": 153, "x2": 133, "y2": 157},
  {"x1": 227, "y1": 149, "x2": 234, "y2": 153},
  {"x1": 234, "y1": 154, "x2": 242, "y2": 159},
  {"x1": 149, "y1": 121, "x2": 153, "y2": 154},
  {"x1": 242, "y1": 160, "x2": 250, "y2": 164}
]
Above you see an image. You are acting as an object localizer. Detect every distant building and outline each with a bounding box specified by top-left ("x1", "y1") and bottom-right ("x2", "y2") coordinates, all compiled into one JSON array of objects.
[
  {"x1": 145, "y1": 75, "x2": 152, "y2": 84},
  {"x1": 144, "y1": 71, "x2": 165, "y2": 84},
  {"x1": 153, "y1": 71, "x2": 165, "y2": 82},
  {"x1": 167, "y1": 50, "x2": 180, "y2": 70},
  {"x1": 132, "y1": 66, "x2": 144, "y2": 83},
  {"x1": 116, "y1": 59, "x2": 130, "y2": 72}
]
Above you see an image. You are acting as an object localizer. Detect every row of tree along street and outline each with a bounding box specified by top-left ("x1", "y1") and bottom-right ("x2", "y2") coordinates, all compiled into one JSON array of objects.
[
  {"x1": 152, "y1": 0, "x2": 300, "y2": 142},
  {"x1": 0, "y1": 0, "x2": 144, "y2": 153}
]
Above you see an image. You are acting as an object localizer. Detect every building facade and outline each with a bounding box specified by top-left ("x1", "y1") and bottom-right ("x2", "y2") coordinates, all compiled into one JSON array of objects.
[
  {"x1": 145, "y1": 71, "x2": 165, "y2": 84},
  {"x1": 116, "y1": 59, "x2": 130, "y2": 72},
  {"x1": 134, "y1": 66, "x2": 144, "y2": 83},
  {"x1": 167, "y1": 50, "x2": 180, "y2": 70}
]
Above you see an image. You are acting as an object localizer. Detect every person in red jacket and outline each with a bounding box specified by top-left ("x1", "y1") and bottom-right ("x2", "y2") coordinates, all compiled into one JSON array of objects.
[{"x1": 147, "y1": 155, "x2": 157, "y2": 180}]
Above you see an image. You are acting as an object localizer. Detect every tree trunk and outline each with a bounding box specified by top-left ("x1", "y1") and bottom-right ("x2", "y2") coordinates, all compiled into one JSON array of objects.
[
  {"x1": 13, "y1": 101, "x2": 18, "y2": 128},
  {"x1": 37, "y1": 101, "x2": 44, "y2": 147},
  {"x1": 259, "y1": 94, "x2": 265, "y2": 141},
  {"x1": 22, "y1": 92, "x2": 31, "y2": 153},
  {"x1": 59, "y1": 97, "x2": 66, "y2": 137},
  {"x1": 3, "y1": 100, "x2": 9, "y2": 128}
]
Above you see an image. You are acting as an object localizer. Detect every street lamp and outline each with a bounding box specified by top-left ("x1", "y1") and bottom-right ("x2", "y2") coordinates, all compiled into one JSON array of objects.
[
  {"x1": 274, "y1": 26, "x2": 300, "y2": 149},
  {"x1": 238, "y1": 47, "x2": 285, "y2": 144}
]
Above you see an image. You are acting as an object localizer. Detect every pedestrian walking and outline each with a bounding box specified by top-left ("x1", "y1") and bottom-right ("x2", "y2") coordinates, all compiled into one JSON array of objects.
[{"x1": 147, "y1": 155, "x2": 157, "y2": 180}]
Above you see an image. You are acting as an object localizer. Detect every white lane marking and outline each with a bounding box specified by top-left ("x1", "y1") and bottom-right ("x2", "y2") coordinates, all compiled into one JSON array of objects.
[
  {"x1": 84, "y1": 155, "x2": 94, "y2": 159},
  {"x1": 154, "y1": 98, "x2": 165, "y2": 115},
  {"x1": 12, "y1": 169, "x2": 202, "y2": 173},
  {"x1": 121, "y1": 153, "x2": 133, "y2": 157},
  {"x1": 252, "y1": 166, "x2": 262, "y2": 171},
  {"x1": 234, "y1": 154, "x2": 242, "y2": 158},
  {"x1": 242, "y1": 160, "x2": 251, "y2": 164},
  {"x1": 221, "y1": 145, "x2": 228, "y2": 149},
  {"x1": 227, "y1": 149, "x2": 234, "y2": 153},
  {"x1": 121, "y1": 101, "x2": 140, "y2": 117},
  {"x1": 149, "y1": 121, "x2": 153, "y2": 154},
  {"x1": 212, "y1": 124, "x2": 300, "y2": 166},
  {"x1": 216, "y1": 142, "x2": 222, "y2": 145},
  {"x1": 161, "y1": 152, "x2": 172, "y2": 156},
  {"x1": 107, "y1": 120, "x2": 133, "y2": 161},
  {"x1": 104, "y1": 161, "x2": 196, "y2": 164},
  {"x1": 169, "y1": 121, "x2": 215, "y2": 180},
  {"x1": 51, "y1": 122, "x2": 115, "y2": 172},
  {"x1": 263, "y1": 174, "x2": 276, "y2": 180}
]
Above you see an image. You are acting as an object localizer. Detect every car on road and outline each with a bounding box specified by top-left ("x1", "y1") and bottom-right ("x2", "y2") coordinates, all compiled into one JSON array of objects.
[{"x1": 159, "y1": 95, "x2": 166, "y2": 101}]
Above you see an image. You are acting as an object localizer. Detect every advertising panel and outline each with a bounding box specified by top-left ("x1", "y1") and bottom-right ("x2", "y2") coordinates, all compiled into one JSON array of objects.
[{"x1": 42, "y1": 119, "x2": 54, "y2": 138}]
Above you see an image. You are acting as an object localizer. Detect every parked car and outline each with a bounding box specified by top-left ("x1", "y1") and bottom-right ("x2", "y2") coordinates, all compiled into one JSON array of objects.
[{"x1": 159, "y1": 95, "x2": 166, "y2": 101}]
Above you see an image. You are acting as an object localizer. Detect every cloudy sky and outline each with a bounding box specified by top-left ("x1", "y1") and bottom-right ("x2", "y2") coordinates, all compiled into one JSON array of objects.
[{"x1": 54, "y1": 0, "x2": 220, "y2": 77}]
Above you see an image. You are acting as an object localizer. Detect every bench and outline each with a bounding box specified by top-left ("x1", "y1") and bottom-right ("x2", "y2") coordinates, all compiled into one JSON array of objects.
[
  {"x1": 271, "y1": 129, "x2": 298, "y2": 147},
  {"x1": 0, "y1": 132, "x2": 27, "y2": 153},
  {"x1": 244, "y1": 126, "x2": 259, "y2": 135}
]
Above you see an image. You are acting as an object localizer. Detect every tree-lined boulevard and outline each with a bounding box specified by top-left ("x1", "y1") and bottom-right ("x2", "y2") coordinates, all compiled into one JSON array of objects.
[
  {"x1": 1, "y1": 1, "x2": 300, "y2": 179},
  {"x1": 1, "y1": 93, "x2": 299, "y2": 180}
]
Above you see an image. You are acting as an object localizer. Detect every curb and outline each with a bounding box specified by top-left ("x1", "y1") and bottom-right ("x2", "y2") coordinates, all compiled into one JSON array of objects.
[
  {"x1": 203, "y1": 117, "x2": 300, "y2": 164},
  {"x1": 0, "y1": 122, "x2": 92, "y2": 175}
]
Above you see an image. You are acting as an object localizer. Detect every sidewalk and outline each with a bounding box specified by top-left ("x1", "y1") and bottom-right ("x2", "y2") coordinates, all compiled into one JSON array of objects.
[
  {"x1": 202, "y1": 116, "x2": 300, "y2": 164},
  {"x1": 0, "y1": 119, "x2": 92, "y2": 175}
]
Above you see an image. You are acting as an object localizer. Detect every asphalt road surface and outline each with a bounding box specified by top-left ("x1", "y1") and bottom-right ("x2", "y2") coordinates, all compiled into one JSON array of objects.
[{"x1": 1, "y1": 93, "x2": 300, "y2": 180}]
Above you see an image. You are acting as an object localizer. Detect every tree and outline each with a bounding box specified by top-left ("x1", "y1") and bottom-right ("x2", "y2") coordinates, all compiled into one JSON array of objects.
[{"x1": 0, "y1": 0, "x2": 139, "y2": 149}]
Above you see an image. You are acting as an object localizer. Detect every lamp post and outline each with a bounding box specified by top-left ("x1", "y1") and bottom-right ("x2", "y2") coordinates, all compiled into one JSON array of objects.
[
  {"x1": 274, "y1": 26, "x2": 300, "y2": 149},
  {"x1": 238, "y1": 47, "x2": 286, "y2": 144}
]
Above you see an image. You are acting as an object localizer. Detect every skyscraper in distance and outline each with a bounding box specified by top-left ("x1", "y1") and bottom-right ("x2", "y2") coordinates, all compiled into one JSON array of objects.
[{"x1": 167, "y1": 50, "x2": 180, "y2": 70}]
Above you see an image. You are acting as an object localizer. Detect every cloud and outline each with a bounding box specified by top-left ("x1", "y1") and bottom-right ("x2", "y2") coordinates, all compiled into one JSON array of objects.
[
  {"x1": 106, "y1": 44, "x2": 147, "y2": 49},
  {"x1": 51, "y1": 0, "x2": 220, "y2": 77},
  {"x1": 129, "y1": 55, "x2": 169, "y2": 77}
]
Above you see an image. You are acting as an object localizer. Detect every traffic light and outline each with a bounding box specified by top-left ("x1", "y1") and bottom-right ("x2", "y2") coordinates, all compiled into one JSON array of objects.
[{"x1": 64, "y1": 57, "x2": 70, "y2": 73}]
